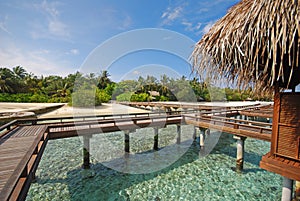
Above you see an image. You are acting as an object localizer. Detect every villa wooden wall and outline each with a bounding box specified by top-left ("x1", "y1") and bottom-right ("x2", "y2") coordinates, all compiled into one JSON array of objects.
[{"x1": 271, "y1": 92, "x2": 300, "y2": 161}]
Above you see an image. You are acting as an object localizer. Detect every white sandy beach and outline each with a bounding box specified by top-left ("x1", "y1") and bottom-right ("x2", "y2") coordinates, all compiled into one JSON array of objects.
[
  {"x1": 0, "y1": 102, "x2": 65, "y2": 113},
  {"x1": 0, "y1": 101, "x2": 272, "y2": 119},
  {"x1": 38, "y1": 103, "x2": 151, "y2": 118}
]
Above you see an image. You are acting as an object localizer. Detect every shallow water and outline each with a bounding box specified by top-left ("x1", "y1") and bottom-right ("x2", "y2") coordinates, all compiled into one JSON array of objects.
[{"x1": 26, "y1": 124, "x2": 282, "y2": 201}]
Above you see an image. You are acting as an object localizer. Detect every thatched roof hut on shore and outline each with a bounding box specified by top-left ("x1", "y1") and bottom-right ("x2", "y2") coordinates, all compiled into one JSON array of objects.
[
  {"x1": 192, "y1": 0, "x2": 299, "y2": 93},
  {"x1": 192, "y1": 0, "x2": 299, "y2": 200}
]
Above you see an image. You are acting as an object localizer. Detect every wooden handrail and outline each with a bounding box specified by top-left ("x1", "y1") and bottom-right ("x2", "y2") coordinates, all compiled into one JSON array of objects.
[
  {"x1": 47, "y1": 114, "x2": 183, "y2": 130},
  {"x1": 185, "y1": 115, "x2": 272, "y2": 134},
  {"x1": 0, "y1": 119, "x2": 19, "y2": 138},
  {"x1": 0, "y1": 125, "x2": 48, "y2": 201}
]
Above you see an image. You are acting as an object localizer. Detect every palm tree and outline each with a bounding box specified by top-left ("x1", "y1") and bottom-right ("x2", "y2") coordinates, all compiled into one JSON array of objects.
[
  {"x1": 56, "y1": 82, "x2": 69, "y2": 97},
  {"x1": 137, "y1": 76, "x2": 146, "y2": 92},
  {"x1": 24, "y1": 73, "x2": 38, "y2": 93},
  {"x1": 160, "y1": 74, "x2": 170, "y2": 96},
  {"x1": 0, "y1": 68, "x2": 16, "y2": 93},
  {"x1": 97, "y1": 70, "x2": 111, "y2": 89},
  {"x1": 13, "y1": 66, "x2": 27, "y2": 79}
]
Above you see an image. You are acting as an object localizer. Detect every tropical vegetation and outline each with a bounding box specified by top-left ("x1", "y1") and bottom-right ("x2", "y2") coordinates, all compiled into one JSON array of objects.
[{"x1": 0, "y1": 66, "x2": 272, "y2": 105}]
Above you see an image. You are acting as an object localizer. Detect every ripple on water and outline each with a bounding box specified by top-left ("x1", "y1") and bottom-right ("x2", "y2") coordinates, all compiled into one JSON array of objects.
[{"x1": 26, "y1": 125, "x2": 281, "y2": 201}]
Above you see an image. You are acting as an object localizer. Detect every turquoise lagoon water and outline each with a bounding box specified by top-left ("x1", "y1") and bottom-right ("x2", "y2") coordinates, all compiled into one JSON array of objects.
[{"x1": 26, "y1": 124, "x2": 282, "y2": 201}]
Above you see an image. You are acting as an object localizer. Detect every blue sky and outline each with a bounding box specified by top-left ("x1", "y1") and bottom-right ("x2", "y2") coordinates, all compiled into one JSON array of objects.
[{"x1": 0, "y1": 0, "x2": 239, "y2": 81}]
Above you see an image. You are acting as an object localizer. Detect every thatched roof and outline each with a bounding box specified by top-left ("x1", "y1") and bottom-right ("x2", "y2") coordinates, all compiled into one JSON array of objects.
[{"x1": 192, "y1": 0, "x2": 299, "y2": 93}]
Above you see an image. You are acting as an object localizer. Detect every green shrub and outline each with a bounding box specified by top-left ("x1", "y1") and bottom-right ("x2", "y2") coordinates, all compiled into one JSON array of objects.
[
  {"x1": 116, "y1": 92, "x2": 133, "y2": 101},
  {"x1": 70, "y1": 89, "x2": 101, "y2": 107},
  {"x1": 30, "y1": 93, "x2": 49, "y2": 102},
  {"x1": 130, "y1": 93, "x2": 150, "y2": 102},
  {"x1": 159, "y1": 95, "x2": 169, "y2": 101},
  {"x1": 48, "y1": 96, "x2": 70, "y2": 103},
  {"x1": 0, "y1": 93, "x2": 49, "y2": 103},
  {"x1": 96, "y1": 89, "x2": 111, "y2": 103}
]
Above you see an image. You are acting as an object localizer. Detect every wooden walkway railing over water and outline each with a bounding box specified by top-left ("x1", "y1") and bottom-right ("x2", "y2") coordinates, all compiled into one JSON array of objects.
[
  {"x1": 0, "y1": 103, "x2": 273, "y2": 200},
  {"x1": 0, "y1": 124, "x2": 48, "y2": 201}
]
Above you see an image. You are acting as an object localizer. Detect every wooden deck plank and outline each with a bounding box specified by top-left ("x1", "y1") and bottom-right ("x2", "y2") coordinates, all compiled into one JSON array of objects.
[{"x1": 0, "y1": 125, "x2": 47, "y2": 201}]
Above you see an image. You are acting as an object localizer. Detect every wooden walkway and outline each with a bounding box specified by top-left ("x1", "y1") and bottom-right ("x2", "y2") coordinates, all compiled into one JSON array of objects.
[
  {"x1": 239, "y1": 104, "x2": 273, "y2": 118},
  {"x1": 0, "y1": 125, "x2": 48, "y2": 201},
  {"x1": 184, "y1": 114, "x2": 272, "y2": 141},
  {"x1": 0, "y1": 104, "x2": 273, "y2": 200},
  {"x1": 120, "y1": 101, "x2": 263, "y2": 111},
  {"x1": 47, "y1": 114, "x2": 183, "y2": 139}
]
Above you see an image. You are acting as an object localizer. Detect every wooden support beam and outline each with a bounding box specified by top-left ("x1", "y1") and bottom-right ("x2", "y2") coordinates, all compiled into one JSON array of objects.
[
  {"x1": 234, "y1": 136, "x2": 246, "y2": 172},
  {"x1": 195, "y1": 127, "x2": 200, "y2": 144},
  {"x1": 124, "y1": 130, "x2": 130, "y2": 153},
  {"x1": 294, "y1": 181, "x2": 300, "y2": 201},
  {"x1": 281, "y1": 177, "x2": 293, "y2": 201},
  {"x1": 82, "y1": 135, "x2": 91, "y2": 169},
  {"x1": 199, "y1": 127, "x2": 206, "y2": 148},
  {"x1": 153, "y1": 127, "x2": 159, "y2": 151},
  {"x1": 176, "y1": 124, "x2": 181, "y2": 144},
  {"x1": 193, "y1": 126, "x2": 197, "y2": 140}
]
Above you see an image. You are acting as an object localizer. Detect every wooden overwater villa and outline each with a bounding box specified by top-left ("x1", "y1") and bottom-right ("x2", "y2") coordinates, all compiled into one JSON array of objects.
[
  {"x1": 192, "y1": 0, "x2": 300, "y2": 200},
  {"x1": 0, "y1": 0, "x2": 299, "y2": 200},
  {"x1": 0, "y1": 102, "x2": 276, "y2": 200}
]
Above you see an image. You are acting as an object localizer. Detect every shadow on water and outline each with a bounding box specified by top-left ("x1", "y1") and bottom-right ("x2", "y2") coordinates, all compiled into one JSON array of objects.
[
  {"x1": 31, "y1": 131, "x2": 268, "y2": 200},
  {"x1": 206, "y1": 131, "x2": 268, "y2": 173},
  {"x1": 34, "y1": 141, "x2": 202, "y2": 200}
]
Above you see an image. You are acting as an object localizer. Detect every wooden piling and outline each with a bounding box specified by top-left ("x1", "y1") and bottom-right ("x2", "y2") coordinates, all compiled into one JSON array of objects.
[
  {"x1": 234, "y1": 136, "x2": 246, "y2": 172},
  {"x1": 176, "y1": 124, "x2": 181, "y2": 144},
  {"x1": 294, "y1": 181, "x2": 300, "y2": 201},
  {"x1": 124, "y1": 130, "x2": 130, "y2": 153},
  {"x1": 153, "y1": 127, "x2": 159, "y2": 151},
  {"x1": 82, "y1": 135, "x2": 91, "y2": 169},
  {"x1": 199, "y1": 127, "x2": 206, "y2": 148},
  {"x1": 281, "y1": 177, "x2": 293, "y2": 201},
  {"x1": 193, "y1": 126, "x2": 197, "y2": 140}
]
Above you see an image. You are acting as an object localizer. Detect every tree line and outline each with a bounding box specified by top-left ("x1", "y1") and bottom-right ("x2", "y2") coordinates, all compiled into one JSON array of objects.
[{"x1": 0, "y1": 66, "x2": 272, "y2": 106}]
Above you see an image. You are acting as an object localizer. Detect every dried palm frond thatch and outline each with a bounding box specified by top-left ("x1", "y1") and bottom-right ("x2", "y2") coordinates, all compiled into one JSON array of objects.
[{"x1": 192, "y1": 0, "x2": 299, "y2": 94}]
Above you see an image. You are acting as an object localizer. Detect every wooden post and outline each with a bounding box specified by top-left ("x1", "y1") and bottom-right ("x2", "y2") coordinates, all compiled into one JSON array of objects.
[
  {"x1": 124, "y1": 130, "x2": 130, "y2": 153},
  {"x1": 281, "y1": 177, "x2": 293, "y2": 201},
  {"x1": 271, "y1": 83, "x2": 280, "y2": 154},
  {"x1": 153, "y1": 127, "x2": 159, "y2": 151},
  {"x1": 196, "y1": 127, "x2": 200, "y2": 143},
  {"x1": 199, "y1": 127, "x2": 206, "y2": 148},
  {"x1": 234, "y1": 136, "x2": 246, "y2": 172},
  {"x1": 294, "y1": 181, "x2": 300, "y2": 201},
  {"x1": 176, "y1": 124, "x2": 181, "y2": 144},
  {"x1": 82, "y1": 135, "x2": 91, "y2": 169},
  {"x1": 192, "y1": 126, "x2": 197, "y2": 140}
]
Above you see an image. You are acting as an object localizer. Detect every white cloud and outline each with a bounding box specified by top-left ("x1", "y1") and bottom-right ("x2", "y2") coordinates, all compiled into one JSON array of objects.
[
  {"x1": 161, "y1": 5, "x2": 184, "y2": 25},
  {"x1": 99, "y1": 9, "x2": 132, "y2": 31},
  {"x1": 0, "y1": 15, "x2": 10, "y2": 34},
  {"x1": 132, "y1": 70, "x2": 140, "y2": 75},
  {"x1": 69, "y1": 49, "x2": 79, "y2": 55},
  {"x1": 0, "y1": 45, "x2": 74, "y2": 76},
  {"x1": 202, "y1": 21, "x2": 216, "y2": 34},
  {"x1": 118, "y1": 15, "x2": 132, "y2": 30},
  {"x1": 48, "y1": 19, "x2": 69, "y2": 37},
  {"x1": 40, "y1": 0, "x2": 60, "y2": 18},
  {"x1": 182, "y1": 21, "x2": 202, "y2": 32},
  {"x1": 32, "y1": 0, "x2": 70, "y2": 39}
]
